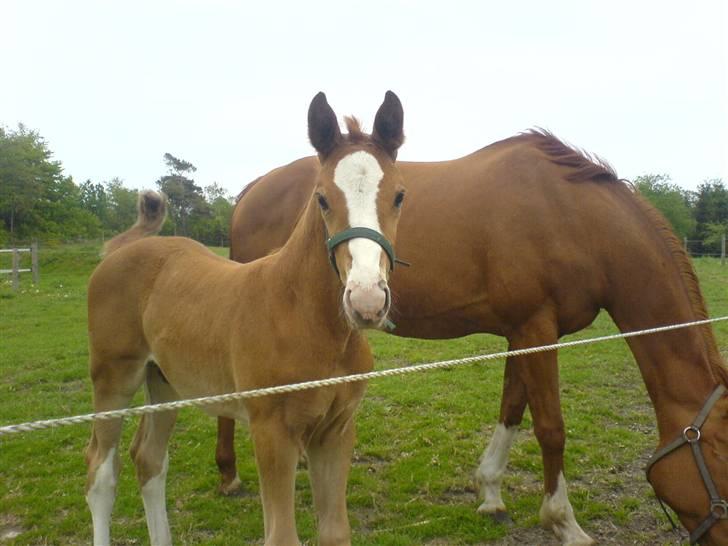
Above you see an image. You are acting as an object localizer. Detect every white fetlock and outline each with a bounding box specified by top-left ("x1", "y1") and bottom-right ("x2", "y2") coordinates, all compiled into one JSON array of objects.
[
  {"x1": 539, "y1": 473, "x2": 595, "y2": 546},
  {"x1": 87, "y1": 448, "x2": 118, "y2": 546},
  {"x1": 475, "y1": 424, "x2": 517, "y2": 517},
  {"x1": 141, "y1": 453, "x2": 172, "y2": 546}
]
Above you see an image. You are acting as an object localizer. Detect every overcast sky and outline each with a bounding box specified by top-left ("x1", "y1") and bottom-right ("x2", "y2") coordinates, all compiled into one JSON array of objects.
[{"x1": 2, "y1": 0, "x2": 726, "y2": 196}]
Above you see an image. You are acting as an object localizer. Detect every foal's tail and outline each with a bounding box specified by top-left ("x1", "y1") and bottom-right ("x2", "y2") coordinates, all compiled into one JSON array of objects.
[{"x1": 102, "y1": 190, "x2": 167, "y2": 256}]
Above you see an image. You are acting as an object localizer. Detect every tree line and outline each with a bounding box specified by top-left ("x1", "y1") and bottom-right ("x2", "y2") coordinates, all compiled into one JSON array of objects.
[
  {"x1": 0, "y1": 125, "x2": 235, "y2": 246},
  {"x1": 1, "y1": 123, "x2": 727, "y2": 252}
]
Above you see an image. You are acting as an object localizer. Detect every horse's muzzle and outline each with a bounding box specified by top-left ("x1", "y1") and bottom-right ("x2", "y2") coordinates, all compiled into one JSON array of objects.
[{"x1": 344, "y1": 280, "x2": 391, "y2": 329}]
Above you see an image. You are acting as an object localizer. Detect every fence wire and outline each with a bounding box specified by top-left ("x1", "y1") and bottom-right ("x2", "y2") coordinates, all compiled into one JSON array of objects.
[{"x1": 1, "y1": 315, "x2": 727, "y2": 438}]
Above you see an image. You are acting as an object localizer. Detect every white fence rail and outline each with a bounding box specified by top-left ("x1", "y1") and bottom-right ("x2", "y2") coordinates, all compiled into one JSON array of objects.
[{"x1": 0, "y1": 243, "x2": 39, "y2": 290}]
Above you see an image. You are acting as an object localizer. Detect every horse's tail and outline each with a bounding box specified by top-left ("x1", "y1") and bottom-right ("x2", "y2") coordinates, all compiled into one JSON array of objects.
[{"x1": 102, "y1": 190, "x2": 167, "y2": 257}]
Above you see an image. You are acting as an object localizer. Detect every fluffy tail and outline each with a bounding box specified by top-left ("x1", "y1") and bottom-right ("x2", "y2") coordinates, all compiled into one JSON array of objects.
[{"x1": 102, "y1": 190, "x2": 167, "y2": 256}]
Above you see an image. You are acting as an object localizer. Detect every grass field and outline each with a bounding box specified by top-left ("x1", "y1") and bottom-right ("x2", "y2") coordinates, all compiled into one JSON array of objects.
[{"x1": 1, "y1": 243, "x2": 726, "y2": 545}]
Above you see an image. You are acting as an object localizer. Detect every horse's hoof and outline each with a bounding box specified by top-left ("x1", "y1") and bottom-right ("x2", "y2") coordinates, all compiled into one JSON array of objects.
[
  {"x1": 218, "y1": 475, "x2": 242, "y2": 496},
  {"x1": 477, "y1": 504, "x2": 513, "y2": 525}
]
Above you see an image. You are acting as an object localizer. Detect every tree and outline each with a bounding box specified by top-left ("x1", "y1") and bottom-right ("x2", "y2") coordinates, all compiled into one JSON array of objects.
[
  {"x1": 0, "y1": 124, "x2": 60, "y2": 240},
  {"x1": 633, "y1": 174, "x2": 696, "y2": 239},
  {"x1": 80, "y1": 180, "x2": 109, "y2": 226},
  {"x1": 105, "y1": 178, "x2": 139, "y2": 234},
  {"x1": 691, "y1": 179, "x2": 728, "y2": 254},
  {"x1": 156, "y1": 153, "x2": 208, "y2": 236}
]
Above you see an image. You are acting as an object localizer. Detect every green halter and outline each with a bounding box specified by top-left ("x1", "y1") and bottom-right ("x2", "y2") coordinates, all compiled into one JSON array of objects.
[
  {"x1": 326, "y1": 226, "x2": 399, "y2": 276},
  {"x1": 326, "y1": 226, "x2": 408, "y2": 332}
]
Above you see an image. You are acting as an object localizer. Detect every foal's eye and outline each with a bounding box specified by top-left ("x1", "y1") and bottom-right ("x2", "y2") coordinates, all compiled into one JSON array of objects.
[
  {"x1": 394, "y1": 191, "x2": 405, "y2": 209},
  {"x1": 316, "y1": 193, "x2": 330, "y2": 212}
]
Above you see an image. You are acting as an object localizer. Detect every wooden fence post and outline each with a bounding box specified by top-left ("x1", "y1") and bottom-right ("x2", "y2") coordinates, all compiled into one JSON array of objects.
[
  {"x1": 683, "y1": 237, "x2": 688, "y2": 254},
  {"x1": 31, "y1": 241, "x2": 39, "y2": 284},
  {"x1": 11, "y1": 248, "x2": 19, "y2": 291},
  {"x1": 722, "y1": 234, "x2": 726, "y2": 266}
]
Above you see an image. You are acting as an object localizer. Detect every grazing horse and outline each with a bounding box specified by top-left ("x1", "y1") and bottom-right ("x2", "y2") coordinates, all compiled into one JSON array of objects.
[
  {"x1": 219, "y1": 132, "x2": 728, "y2": 545},
  {"x1": 83, "y1": 91, "x2": 407, "y2": 546}
]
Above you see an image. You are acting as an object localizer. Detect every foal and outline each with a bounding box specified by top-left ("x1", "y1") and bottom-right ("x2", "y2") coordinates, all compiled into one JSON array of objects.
[{"x1": 84, "y1": 91, "x2": 406, "y2": 545}]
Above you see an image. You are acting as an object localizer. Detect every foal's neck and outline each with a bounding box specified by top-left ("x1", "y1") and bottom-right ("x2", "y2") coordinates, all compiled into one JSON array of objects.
[{"x1": 272, "y1": 196, "x2": 351, "y2": 337}]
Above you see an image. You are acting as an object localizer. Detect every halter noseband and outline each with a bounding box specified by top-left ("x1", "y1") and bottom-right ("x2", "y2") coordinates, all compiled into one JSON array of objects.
[
  {"x1": 326, "y1": 226, "x2": 408, "y2": 276},
  {"x1": 645, "y1": 384, "x2": 727, "y2": 545}
]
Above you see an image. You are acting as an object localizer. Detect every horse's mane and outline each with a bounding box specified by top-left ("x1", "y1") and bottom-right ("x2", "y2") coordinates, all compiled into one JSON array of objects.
[
  {"x1": 518, "y1": 128, "x2": 619, "y2": 183},
  {"x1": 523, "y1": 128, "x2": 728, "y2": 384},
  {"x1": 631, "y1": 193, "x2": 728, "y2": 384}
]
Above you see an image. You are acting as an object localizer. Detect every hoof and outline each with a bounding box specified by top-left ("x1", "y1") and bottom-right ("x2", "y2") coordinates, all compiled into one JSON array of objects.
[
  {"x1": 477, "y1": 504, "x2": 513, "y2": 525},
  {"x1": 218, "y1": 475, "x2": 242, "y2": 496}
]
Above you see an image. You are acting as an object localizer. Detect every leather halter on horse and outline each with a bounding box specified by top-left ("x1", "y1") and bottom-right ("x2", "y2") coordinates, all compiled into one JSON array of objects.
[
  {"x1": 645, "y1": 384, "x2": 727, "y2": 544},
  {"x1": 326, "y1": 226, "x2": 408, "y2": 276}
]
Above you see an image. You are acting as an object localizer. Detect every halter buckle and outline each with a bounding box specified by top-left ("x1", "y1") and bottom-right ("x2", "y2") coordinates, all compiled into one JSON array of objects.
[
  {"x1": 711, "y1": 500, "x2": 728, "y2": 519},
  {"x1": 682, "y1": 425, "x2": 701, "y2": 443}
]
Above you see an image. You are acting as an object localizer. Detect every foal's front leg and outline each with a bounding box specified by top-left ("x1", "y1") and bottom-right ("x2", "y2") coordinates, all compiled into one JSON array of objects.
[
  {"x1": 251, "y1": 413, "x2": 302, "y2": 546},
  {"x1": 307, "y1": 409, "x2": 358, "y2": 546}
]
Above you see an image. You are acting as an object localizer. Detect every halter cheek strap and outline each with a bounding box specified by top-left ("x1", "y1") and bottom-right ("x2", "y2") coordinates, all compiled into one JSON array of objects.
[
  {"x1": 645, "y1": 384, "x2": 727, "y2": 545},
  {"x1": 326, "y1": 226, "x2": 408, "y2": 276}
]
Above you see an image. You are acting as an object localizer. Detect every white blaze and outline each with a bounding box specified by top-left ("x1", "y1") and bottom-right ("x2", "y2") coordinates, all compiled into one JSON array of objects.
[{"x1": 333, "y1": 151, "x2": 385, "y2": 286}]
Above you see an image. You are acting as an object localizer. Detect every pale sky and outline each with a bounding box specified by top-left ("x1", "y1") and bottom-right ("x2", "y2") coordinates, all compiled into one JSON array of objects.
[{"x1": 2, "y1": 0, "x2": 726, "y2": 197}]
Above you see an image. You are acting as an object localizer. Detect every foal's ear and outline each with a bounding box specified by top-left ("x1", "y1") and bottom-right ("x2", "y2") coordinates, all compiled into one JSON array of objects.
[
  {"x1": 372, "y1": 90, "x2": 405, "y2": 160},
  {"x1": 308, "y1": 92, "x2": 342, "y2": 160}
]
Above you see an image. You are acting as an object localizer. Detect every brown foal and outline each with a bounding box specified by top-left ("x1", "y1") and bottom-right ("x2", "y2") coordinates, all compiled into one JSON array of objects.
[
  {"x1": 84, "y1": 91, "x2": 407, "y2": 546},
  {"x1": 219, "y1": 131, "x2": 728, "y2": 545}
]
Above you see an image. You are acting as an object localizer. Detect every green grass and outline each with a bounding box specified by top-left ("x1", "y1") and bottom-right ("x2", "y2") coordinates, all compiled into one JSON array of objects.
[{"x1": 1, "y1": 243, "x2": 726, "y2": 545}]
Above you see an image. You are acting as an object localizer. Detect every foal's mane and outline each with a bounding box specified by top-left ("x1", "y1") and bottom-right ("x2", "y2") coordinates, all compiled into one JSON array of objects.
[{"x1": 522, "y1": 128, "x2": 728, "y2": 384}]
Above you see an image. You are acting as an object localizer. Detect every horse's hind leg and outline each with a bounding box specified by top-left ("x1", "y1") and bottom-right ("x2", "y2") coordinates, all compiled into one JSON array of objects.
[
  {"x1": 129, "y1": 364, "x2": 178, "y2": 546},
  {"x1": 85, "y1": 355, "x2": 147, "y2": 546},
  {"x1": 216, "y1": 417, "x2": 242, "y2": 495},
  {"x1": 475, "y1": 355, "x2": 527, "y2": 522}
]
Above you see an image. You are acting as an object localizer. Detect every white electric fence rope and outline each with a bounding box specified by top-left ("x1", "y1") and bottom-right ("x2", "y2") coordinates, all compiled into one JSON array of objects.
[{"x1": 2, "y1": 315, "x2": 727, "y2": 438}]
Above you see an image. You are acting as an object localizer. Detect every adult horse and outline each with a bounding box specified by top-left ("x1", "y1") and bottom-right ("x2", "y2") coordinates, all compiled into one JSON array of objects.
[
  {"x1": 219, "y1": 131, "x2": 728, "y2": 545},
  {"x1": 84, "y1": 91, "x2": 407, "y2": 546}
]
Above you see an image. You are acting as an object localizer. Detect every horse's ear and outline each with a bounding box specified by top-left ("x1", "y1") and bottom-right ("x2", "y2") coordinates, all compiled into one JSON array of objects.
[
  {"x1": 372, "y1": 91, "x2": 405, "y2": 160},
  {"x1": 308, "y1": 92, "x2": 342, "y2": 160}
]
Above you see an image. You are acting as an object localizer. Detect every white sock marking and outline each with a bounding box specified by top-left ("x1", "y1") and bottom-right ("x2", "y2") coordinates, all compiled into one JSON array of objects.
[
  {"x1": 87, "y1": 447, "x2": 117, "y2": 546},
  {"x1": 540, "y1": 472, "x2": 594, "y2": 545},
  {"x1": 476, "y1": 424, "x2": 517, "y2": 513},
  {"x1": 141, "y1": 452, "x2": 172, "y2": 546}
]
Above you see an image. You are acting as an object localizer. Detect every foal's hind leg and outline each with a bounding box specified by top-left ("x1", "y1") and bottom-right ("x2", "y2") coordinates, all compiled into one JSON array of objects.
[
  {"x1": 85, "y1": 355, "x2": 147, "y2": 546},
  {"x1": 129, "y1": 364, "x2": 178, "y2": 546},
  {"x1": 510, "y1": 320, "x2": 594, "y2": 546},
  {"x1": 475, "y1": 356, "x2": 527, "y2": 522}
]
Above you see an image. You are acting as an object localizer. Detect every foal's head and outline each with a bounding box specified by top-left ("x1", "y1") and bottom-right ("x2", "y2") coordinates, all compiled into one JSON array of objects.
[{"x1": 307, "y1": 91, "x2": 406, "y2": 329}]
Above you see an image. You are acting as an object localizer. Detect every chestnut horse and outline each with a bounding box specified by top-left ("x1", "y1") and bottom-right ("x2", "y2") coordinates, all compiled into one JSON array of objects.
[
  {"x1": 84, "y1": 91, "x2": 407, "y2": 546},
  {"x1": 220, "y1": 132, "x2": 728, "y2": 545}
]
